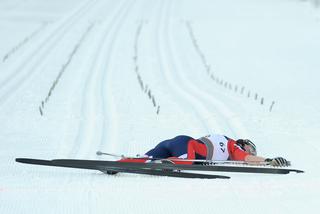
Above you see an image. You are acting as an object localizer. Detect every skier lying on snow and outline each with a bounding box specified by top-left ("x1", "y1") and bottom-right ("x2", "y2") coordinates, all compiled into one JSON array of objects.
[{"x1": 119, "y1": 134, "x2": 290, "y2": 167}]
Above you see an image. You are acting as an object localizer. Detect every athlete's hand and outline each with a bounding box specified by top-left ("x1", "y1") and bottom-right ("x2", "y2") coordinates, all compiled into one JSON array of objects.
[{"x1": 265, "y1": 157, "x2": 290, "y2": 167}]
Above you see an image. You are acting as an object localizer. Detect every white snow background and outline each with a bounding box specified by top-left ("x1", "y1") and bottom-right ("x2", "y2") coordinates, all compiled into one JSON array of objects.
[{"x1": 0, "y1": 0, "x2": 320, "y2": 213}]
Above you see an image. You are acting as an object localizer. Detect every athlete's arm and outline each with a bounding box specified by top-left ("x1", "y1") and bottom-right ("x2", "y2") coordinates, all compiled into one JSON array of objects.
[{"x1": 244, "y1": 155, "x2": 266, "y2": 163}]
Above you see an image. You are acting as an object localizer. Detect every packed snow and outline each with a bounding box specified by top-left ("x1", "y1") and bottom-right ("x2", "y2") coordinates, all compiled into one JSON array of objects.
[{"x1": 1, "y1": 0, "x2": 319, "y2": 213}]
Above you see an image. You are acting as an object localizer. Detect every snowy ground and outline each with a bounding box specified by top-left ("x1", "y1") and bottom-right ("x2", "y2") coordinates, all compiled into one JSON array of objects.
[{"x1": 0, "y1": 0, "x2": 320, "y2": 213}]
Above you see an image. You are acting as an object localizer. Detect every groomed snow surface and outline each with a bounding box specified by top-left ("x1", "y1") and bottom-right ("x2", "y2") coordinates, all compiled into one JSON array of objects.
[{"x1": 1, "y1": 0, "x2": 320, "y2": 213}]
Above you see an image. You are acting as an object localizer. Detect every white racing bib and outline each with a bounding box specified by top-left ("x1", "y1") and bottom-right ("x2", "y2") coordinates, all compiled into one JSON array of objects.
[{"x1": 201, "y1": 134, "x2": 229, "y2": 161}]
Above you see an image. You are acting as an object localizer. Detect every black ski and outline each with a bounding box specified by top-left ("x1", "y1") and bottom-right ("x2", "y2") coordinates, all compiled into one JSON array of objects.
[
  {"x1": 51, "y1": 159, "x2": 303, "y2": 174},
  {"x1": 15, "y1": 158, "x2": 230, "y2": 179},
  {"x1": 98, "y1": 167, "x2": 229, "y2": 179},
  {"x1": 16, "y1": 158, "x2": 303, "y2": 175}
]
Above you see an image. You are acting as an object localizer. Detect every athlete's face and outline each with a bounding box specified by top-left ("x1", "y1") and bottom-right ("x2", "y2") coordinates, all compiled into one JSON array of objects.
[{"x1": 244, "y1": 144, "x2": 257, "y2": 156}]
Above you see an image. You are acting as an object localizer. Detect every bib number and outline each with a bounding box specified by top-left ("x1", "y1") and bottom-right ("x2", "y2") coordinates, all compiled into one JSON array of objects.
[{"x1": 219, "y1": 142, "x2": 226, "y2": 153}]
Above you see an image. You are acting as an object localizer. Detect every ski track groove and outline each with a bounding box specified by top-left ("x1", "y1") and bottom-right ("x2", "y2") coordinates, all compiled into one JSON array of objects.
[
  {"x1": 99, "y1": 0, "x2": 138, "y2": 157},
  {"x1": 69, "y1": 0, "x2": 126, "y2": 158},
  {"x1": 163, "y1": 0, "x2": 249, "y2": 138},
  {"x1": 181, "y1": 21, "x2": 253, "y2": 137},
  {"x1": 168, "y1": 16, "x2": 249, "y2": 137},
  {"x1": 0, "y1": 0, "x2": 96, "y2": 106},
  {"x1": 54, "y1": 0, "x2": 121, "y2": 158},
  {"x1": 70, "y1": 0, "x2": 136, "y2": 159},
  {"x1": 159, "y1": 0, "x2": 216, "y2": 134},
  {"x1": 154, "y1": 0, "x2": 208, "y2": 134}
]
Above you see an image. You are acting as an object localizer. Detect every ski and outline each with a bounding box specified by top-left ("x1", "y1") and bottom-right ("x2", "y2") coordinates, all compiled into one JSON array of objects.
[
  {"x1": 53, "y1": 158, "x2": 303, "y2": 174},
  {"x1": 15, "y1": 158, "x2": 230, "y2": 179},
  {"x1": 96, "y1": 151, "x2": 280, "y2": 166},
  {"x1": 16, "y1": 158, "x2": 303, "y2": 175},
  {"x1": 96, "y1": 167, "x2": 229, "y2": 179}
]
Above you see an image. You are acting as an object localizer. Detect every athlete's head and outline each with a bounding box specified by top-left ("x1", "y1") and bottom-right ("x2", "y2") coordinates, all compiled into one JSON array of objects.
[{"x1": 236, "y1": 139, "x2": 257, "y2": 156}]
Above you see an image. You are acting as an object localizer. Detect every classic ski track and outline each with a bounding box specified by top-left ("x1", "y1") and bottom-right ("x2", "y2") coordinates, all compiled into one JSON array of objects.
[
  {"x1": 154, "y1": 0, "x2": 210, "y2": 134},
  {"x1": 158, "y1": 0, "x2": 229, "y2": 134},
  {"x1": 165, "y1": 2, "x2": 249, "y2": 138},
  {"x1": 0, "y1": 0, "x2": 96, "y2": 105},
  {"x1": 174, "y1": 46, "x2": 251, "y2": 137},
  {"x1": 99, "y1": 0, "x2": 138, "y2": 156},
  {"x1": 64, "y1": 0, "x2": 128, "y2": 158},
  {"x1": 71, "y1": 0, "x2": 136, "y2": 159},
  {"x1": 100, "y1": 0, "x2": 141, "y2": 155},
  {"x1": 53, "y1": 1, "x2": 136, "y2": 203}
]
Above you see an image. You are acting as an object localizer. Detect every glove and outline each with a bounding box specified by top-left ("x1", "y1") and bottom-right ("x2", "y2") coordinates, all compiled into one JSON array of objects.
[{"x1": 265, "y1": 157, "x2": 290, "y2": 167}]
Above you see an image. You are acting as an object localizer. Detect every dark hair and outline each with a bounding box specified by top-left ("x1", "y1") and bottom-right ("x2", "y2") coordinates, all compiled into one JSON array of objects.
[{"x1": 236, "y1": 139, "x2": 257, "y2": 155}]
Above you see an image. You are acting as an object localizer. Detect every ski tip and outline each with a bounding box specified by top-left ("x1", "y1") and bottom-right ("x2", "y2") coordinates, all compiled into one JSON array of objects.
[
  {"x1": 15, "y1": 158, "x2": 53, "y2": 166},
  {"x1": 15, "y1": 158, "x2": 36, "y2": 163}
]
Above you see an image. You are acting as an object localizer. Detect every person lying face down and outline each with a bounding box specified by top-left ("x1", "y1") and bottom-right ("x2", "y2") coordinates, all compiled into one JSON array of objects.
[{"x1": 120, "y1": 134, "x2": 289, "y2": 167}]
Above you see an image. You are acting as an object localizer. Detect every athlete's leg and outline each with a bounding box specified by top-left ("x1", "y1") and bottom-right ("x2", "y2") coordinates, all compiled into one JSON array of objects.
[
  {"x1": 145, "y1": 135, "x2": 193, "y2": 158},
  {"x1": 167, "y1": 135, "x2": 193, "y2": 157}
]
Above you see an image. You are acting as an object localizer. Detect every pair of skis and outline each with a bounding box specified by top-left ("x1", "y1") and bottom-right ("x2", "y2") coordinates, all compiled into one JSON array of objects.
[
  {"x1": 16, "y1": 152, "x2": 304, "y2": 179},
  {"x1": 15, "y1": 158, "x2": 230, "y2": 179}
]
